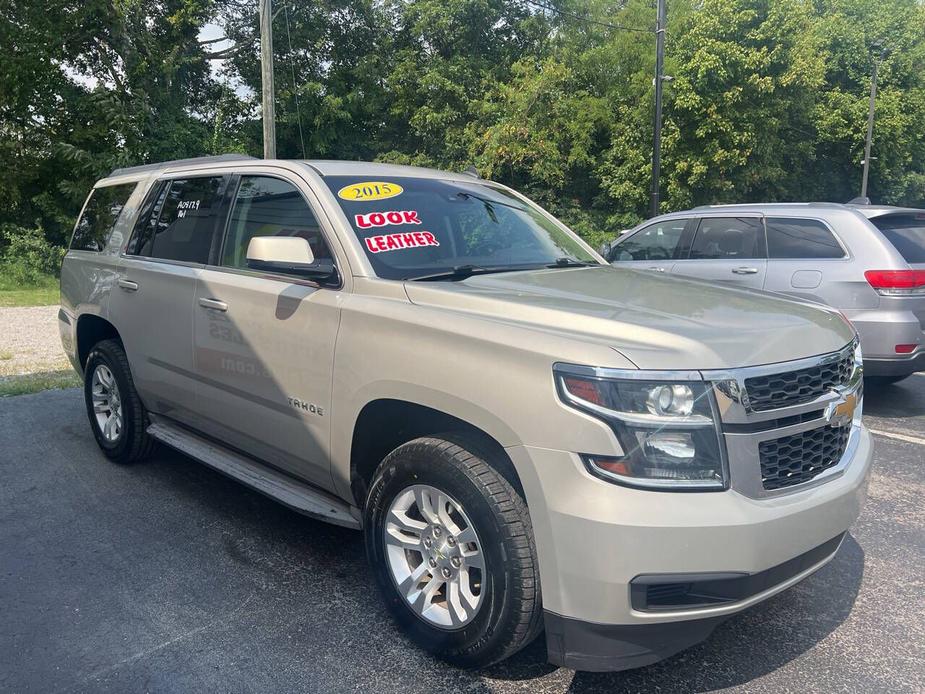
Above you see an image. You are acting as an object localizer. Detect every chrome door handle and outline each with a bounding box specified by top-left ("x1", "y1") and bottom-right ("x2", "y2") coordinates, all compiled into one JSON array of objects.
[
  {"x1": 647, "y1": 266, "x2": 666, "y2": 272},
  {"x1": 732, "y1": 267, "x2": 759, "y2": 275},
  {"x1": 117, "y1": 279, "x2": 139, "y2": 292},
  {"x1": 198, "y1": 298, "x2": 228, "y2": 312}
]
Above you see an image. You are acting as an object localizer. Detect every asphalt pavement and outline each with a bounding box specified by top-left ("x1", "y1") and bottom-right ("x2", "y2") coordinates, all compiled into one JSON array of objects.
[{"x1": 1, "y1": 379, "x2": 923, "y2": 693}]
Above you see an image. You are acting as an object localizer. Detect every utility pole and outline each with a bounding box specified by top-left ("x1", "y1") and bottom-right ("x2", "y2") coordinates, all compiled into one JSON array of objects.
[
  {"x1": 259, "y1": 0, "x2": 276, "y2": 159},
  {"x1": 860, "y1": 42, "x2": 887, "y2": 200},
  {"x1": 650, "y1": 0, "x2": 667, "y2": 218}
]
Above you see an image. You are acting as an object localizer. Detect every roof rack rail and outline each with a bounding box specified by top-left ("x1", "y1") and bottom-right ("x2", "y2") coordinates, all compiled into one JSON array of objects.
[{"x1": 108, "y1": 154, "x2": 258, "y2": 178}]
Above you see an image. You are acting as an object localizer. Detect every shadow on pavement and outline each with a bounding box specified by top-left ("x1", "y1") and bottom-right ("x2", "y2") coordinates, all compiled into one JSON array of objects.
[
  {"x1": 863, "y1": 376, "x2": 925, "y2": 419},
  {"x1": 145, "y1": 445, "x2": 865, "y2": 693}
]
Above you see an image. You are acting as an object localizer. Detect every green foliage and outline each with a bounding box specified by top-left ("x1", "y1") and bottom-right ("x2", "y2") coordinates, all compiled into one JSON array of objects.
[
  {"x1": 0, "y1": 226, "x2": 67, "y2": 284},
  {"x1": 2, "y1": 0, "x2": 925, "y2": 251}
]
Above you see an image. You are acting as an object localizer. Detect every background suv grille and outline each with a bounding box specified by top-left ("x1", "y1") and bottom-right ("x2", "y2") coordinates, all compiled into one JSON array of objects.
[
  {"x1": 759, "y1": 425, "x2": 851, "y2": 490},
  {"x1": 745, "y1": 352, "x2": 853, "y2": 411}
]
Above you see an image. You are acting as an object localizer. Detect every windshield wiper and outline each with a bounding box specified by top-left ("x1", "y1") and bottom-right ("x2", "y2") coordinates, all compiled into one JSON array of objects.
[
  {"x1": 410, "y1": 264, "x2": 539, "y2": 282},
  {"x1": 546, "y1": 257, "x2": 601, "y2": 268}
]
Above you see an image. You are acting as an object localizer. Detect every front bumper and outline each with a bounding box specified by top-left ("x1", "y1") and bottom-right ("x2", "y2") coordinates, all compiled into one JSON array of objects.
[{"x1": 506, "y1": 425, "x2": 873, "y2": 671}]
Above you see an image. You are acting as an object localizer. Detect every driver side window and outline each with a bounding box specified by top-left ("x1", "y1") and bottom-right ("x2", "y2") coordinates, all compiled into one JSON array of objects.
[
  {"x1": 612, "y1": 220, "x2": 687, "y2": 262},
  {"x1": 221, "y1": 176, "x2": 331, "y2": 272}
]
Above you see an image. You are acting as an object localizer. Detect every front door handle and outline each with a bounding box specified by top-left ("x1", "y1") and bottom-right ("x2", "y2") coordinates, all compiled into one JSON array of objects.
[
  {"x1": 199, "y1": 298, "x2": 228, "y2": 312},
  {"x1": 647, "y1": 266, "x2": 666, "y2": 273},
  {"x1": 732, "y1": 267, "x2": 759, "y2": 275},
  {"x1": 117, "y1": 279, "x2": 139, "y2": 292}
]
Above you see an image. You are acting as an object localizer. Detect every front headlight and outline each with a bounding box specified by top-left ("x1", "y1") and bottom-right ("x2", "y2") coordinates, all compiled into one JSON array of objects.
[{"x1": 554, "y1": 365, "x2": 728, "y2": 491}]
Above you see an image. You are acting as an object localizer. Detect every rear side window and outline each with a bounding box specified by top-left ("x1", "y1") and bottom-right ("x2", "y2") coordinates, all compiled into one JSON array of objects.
[
  {"x1": 766, "y1": 218, "x2": 845, "y2": 259},
  {"x1": 612, "y1": 219, "x2": 687, "y2": 261},
  {"x1": 129, "y1": 177, "x2": 225, "y2": 263},
  {"x1": 221, "y1": 176, "x2": 331, "y2": 270},
  {"x1": 869, "y1": 213, "x2": 925, "y2": 263},
  {"x1": 689, "y1": 218, "x2": 763, "y2": 260},
  {"x1": 70, "y1": 183, "x2": 137, "y2": 251}
]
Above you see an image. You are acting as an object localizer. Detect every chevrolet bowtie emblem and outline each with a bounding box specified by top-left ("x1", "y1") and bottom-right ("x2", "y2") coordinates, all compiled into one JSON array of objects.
[{"x1": 825, "y1": 392, "x2": 857, "y2": 427}]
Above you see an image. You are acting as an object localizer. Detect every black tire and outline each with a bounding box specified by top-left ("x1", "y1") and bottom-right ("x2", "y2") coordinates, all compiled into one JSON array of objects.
[
  {"x1": 364, "y1": 434, "x2": 543, "y2": 669},
  {"x1": 83, "y1": 339, "x2": 155, "y2": 464}
]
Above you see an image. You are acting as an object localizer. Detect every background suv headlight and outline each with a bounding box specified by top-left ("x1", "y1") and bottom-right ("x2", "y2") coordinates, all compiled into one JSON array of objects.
[{"x1": 554, "y1": 365, "x2": 728, "y2": 491}]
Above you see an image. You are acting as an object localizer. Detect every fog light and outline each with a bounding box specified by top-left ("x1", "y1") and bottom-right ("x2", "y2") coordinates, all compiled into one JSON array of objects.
[{"x1": 895, "y1": 344, "x2": 917, "y2": 354}]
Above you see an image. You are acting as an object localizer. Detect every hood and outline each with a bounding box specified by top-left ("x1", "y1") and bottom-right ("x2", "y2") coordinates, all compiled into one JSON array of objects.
[{"x1": 403, "y1": 266, "x2": 855, "y2": 370}]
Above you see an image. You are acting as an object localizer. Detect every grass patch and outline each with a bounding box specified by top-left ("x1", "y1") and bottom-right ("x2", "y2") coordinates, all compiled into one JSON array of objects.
[
  {"x1": 0, "y1": 369, "x2": 80, "y2": 397},
  {"x1": 0, "y1": 274, "x2": 59, "y2": 307},
  {"x1": 0, "y1": 351, "x2": 12, "y2": 361}
]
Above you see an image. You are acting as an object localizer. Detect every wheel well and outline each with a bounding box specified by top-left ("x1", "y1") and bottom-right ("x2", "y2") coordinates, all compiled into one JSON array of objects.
[
  {"x1": 76, "y1": 315, "x2": 121, "y2": 370},
  {"x1": 350, "y1": 399, "x2": 524, "y2": 508}
]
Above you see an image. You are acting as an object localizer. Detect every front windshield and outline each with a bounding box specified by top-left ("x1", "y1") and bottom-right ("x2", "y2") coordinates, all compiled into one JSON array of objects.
[{"x1": 324, "y1": 176, "x2": 597, "y2": 280}]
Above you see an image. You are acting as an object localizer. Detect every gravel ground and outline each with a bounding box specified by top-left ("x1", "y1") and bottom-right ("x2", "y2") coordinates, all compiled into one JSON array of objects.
[
  {"x1": 0, "y1": 305, "x2": 69, "y2": 376},
  {"x1": 0, "y1": 381, "x2": 923, "y2": 693}
]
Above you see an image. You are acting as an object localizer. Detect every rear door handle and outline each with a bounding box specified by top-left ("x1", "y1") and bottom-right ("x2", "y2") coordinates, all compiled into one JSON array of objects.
[
  {"x1": 198, "y1": 298, "x2": 228, "y2": 312},
  {"x1": 117, "y1": 279, "x2": 139, "y2": 292},
  {"x1": 732, "y1": 267, "x2": 759, "y2": 275},
  {"x1": 647, "y1": 266, "x2": 666, "y2": 273}
]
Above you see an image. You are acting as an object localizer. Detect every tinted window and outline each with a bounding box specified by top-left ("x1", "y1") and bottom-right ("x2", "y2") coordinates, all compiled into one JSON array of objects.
[
  {"x1": 143, "y1": 177, "x2": 224, "y2": 263},
  {"x1": 612, "y1": 220, "x2": 687, "y2": 261},
  {"x1": 222, "y1": 176, "x2": 331, "y2": 270},
  {"x1": 870, "y1": 213, "x2": 925, "y2": 263},
  {"x1": 689, "y1": 218, "x2": 763, "y2": 259},
  {"x1": 71, "y1": 183, "x2": 137, "y2": 252},
  {"x1": 127, "y1": 182, "x2": 169, "y2": 256},
  {"x1": 766, "y1": 218, "x2": 844, "y2": 259},
  {"x1": 323, "y1": 176, "x2": 594, "y2": 280}
]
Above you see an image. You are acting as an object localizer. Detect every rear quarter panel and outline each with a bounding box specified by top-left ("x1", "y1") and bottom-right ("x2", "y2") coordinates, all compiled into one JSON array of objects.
[{"x1": 59, "y1": 175, "x2": 153, "y2": 372}]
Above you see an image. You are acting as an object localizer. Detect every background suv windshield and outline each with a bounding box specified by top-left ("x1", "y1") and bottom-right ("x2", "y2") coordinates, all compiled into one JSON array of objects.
[{"x1": 324, "y1": 176, "x2": 595, "y2": 279}]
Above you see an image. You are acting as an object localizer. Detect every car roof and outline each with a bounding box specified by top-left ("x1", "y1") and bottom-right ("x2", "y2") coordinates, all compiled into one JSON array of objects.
[
  {"x1": 688, "y1": 202, "x2": 923, "y2": 218},
  {"x1": 104, "y1": 156, "x2": 478, "y2": 183},
  {"x1": 301, "y1": 160, "x2": 477, "y2": 180}
]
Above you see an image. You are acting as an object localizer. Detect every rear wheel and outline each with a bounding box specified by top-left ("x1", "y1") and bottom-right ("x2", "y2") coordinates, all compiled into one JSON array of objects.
[
  {"x1": 83, "y1": 339, "x2": 155, "y2": 464},
  {"x1": 364, "y1": 434, "x2": 542, "y2": 668}
]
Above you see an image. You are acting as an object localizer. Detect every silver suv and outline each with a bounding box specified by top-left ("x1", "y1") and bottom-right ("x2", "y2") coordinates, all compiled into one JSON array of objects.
[
  {"x1": 603, "y1": 203, "x2": 925, "y2": 383},
  {"x1": 60, "y1": 156, "x2": 872, "y2": 672}
]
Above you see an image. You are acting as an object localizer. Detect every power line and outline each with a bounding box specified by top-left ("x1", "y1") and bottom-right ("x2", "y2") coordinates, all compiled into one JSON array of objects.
[
  {"x1": 525, "y1": 0, "x2": 653, "y2": 34},
  {"x1": 282, "y1": 0, "x2": 307, "y2": 159}
]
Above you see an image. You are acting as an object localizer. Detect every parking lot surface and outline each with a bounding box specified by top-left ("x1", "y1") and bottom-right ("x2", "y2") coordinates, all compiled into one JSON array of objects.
[{"x1": 1, "y1": 379, "x2": 923, "y2": 693}]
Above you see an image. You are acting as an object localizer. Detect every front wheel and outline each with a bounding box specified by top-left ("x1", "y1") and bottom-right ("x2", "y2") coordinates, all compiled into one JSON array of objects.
[{"x1": 364, "y1": 434, "x2": 543, "y2": 669}]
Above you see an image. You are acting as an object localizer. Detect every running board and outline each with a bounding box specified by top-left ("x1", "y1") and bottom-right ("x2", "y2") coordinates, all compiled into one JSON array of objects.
[{"x1": 146, "y1": 418, "x2": 360, "y2": 529}]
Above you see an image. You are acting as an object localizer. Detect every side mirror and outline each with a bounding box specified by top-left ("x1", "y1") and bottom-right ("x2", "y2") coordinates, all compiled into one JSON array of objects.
[{"x1": 246, "y1": 236, "x2": 336, "y2": 282}]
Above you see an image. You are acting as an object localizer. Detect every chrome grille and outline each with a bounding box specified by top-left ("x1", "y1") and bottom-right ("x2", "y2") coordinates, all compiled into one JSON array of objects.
[
  {"x1": 744, "y1": 352, "x2": 854, "y2": 412},
  {"x1": 758, "y1": 425, "x2": 851, "y2": 491}
]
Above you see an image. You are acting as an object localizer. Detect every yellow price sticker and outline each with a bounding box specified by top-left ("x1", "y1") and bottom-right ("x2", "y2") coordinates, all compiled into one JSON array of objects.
[{"x1": 337, "y1": 181, "x2": 404, "y2": 201}]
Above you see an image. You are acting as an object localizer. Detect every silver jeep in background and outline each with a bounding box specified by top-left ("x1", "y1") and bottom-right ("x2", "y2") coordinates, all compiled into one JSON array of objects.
[{"x1": 603, "y1": 203, "x2": 925, "y2": 383}]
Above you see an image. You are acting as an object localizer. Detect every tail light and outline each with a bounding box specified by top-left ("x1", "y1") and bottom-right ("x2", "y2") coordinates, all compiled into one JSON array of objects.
[{"x1": 864, "y1": 270, "x2": 925, "y2": 296}]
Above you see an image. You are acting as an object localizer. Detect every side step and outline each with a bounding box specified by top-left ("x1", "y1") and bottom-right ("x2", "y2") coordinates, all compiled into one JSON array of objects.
[{"x1": 146, "y1": 418, "x2": 360, "y2": 529}]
